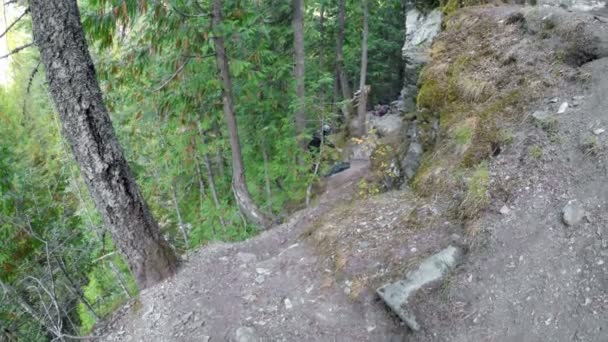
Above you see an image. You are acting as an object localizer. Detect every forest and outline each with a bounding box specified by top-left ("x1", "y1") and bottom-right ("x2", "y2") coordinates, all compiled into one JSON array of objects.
[{"x1": 0, "y1": 0, "x2": 413, "y2": 339}]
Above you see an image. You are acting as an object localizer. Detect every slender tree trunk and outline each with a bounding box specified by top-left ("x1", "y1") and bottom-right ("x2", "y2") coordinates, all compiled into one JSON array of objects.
[
  {"x1": 29, "y1": 0, "x2": 179, "y2": 289},
  {"x1": 262, "y1": 143, "x2": 273, "y2": 209},
  {"x1": 354, "y1": 0, "x2": 369, "y2": 137},
  {"x1": 197, "y1": 122, "x2": 227, "y2": 230},
  {"x1": 171, "y1": 182, "x2": 188, "y2": 248},
  {"x1": 293, "y1": 0, "x2": 307, "y2": 150},
  {"x1": 336, "y1": 0, "x2": 355, "y2": 128},
  {"x1": 193, "y1": 154, "x2": 206, "y2": 211},
  {"x1": 108, "y1": 260, "x2": 132, "y2": 299},
  {"x1": 55, "y1": 256, "x2": 99, "y2": 320},
  {"x1": 336, "y1": 0, "x2": 352, "y2": 100},
  {"x1": 211, "y1": 0, "x2": 274, "y2": 229}
]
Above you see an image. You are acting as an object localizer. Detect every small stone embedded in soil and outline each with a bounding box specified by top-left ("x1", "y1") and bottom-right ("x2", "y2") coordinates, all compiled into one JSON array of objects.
[
  {"x1": 558, "y1": 102, "x2": 569, "y2": 114},
  {"x1": 236, "y1": 252, "x2": 257, "y2": 264},
  {"x1": 235, "y1": 326, "x2": 259, "y2": 342},
  {"x1": 256, "y1": 268, "x2": 270, "y2": 275},
  {"x1": 593, "y1": 128, "x2": 605, "y2": 135},
  {"x1": 562, "y1": 200, "x2": 586, "y2": 226},
  {"x1": 500, "y1": 205, "x2": 511, "y2": 215},
  {"x1": 284, "y1": 298, "x2": 293, "y2": 310},
  {"x1": 532, "y1": 110, "x2": 551, "y2": 121}
]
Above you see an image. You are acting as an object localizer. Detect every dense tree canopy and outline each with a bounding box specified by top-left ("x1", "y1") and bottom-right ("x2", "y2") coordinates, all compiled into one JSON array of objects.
[{"x1": 0, "y1": 0, "x2": 408, "y2": 338}]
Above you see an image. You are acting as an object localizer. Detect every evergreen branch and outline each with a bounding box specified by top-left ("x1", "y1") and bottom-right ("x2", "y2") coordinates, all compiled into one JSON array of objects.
[
  {"x1": 152, "y1": 57, "x2": 192, "y2": 92},
  {"x1": 152, "y1": 53, "x2": 215, "y2": 92},
  {"x1": 25, "y1": 60, "x2": 40, "y2": 94},
  {"x1": 0, "y1": 42, "x2": 34, "y2": 59},
  {"x1": 22, "y1": 60, "x2": 41, "y2": 118},
  {"x1": 0, "y1": 8, "x2": 30, "y2": 40},
  {"x1": 170, "y1": 3, "x2": 207, "y2": 18}
]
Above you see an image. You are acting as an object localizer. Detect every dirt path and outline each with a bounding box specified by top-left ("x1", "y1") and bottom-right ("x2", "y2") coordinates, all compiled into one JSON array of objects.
[
  {"x1": 409, "y1": 20, "x2": 608, "y2": 342},
  {"x1": 96, "y1": 160, "x2": 409, "y2": 342}
]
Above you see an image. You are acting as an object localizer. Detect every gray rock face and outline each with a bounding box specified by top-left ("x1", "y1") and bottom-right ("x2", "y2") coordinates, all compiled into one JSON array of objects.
[
  {"x1": 403, "y1": 142, "x2": 423, "y2": 180},
  {"x1": 235, "y1": 327, "x2": 259, "y2": 342},
  {"x1": 377, "y1": 246, "x2": 464, "y2": 331},
  {"x1": 538, "y1": 0, "x2": 605, "y2": 11},
  {"x1": 402, "y1": 9, "x2": 443, "y2": 66},
  {"x1": 562, "y1": 200, "x2": 586, "y2": 226},
  {"x1": 367, "y1": 113, "x2": 404, "y2": 137}
]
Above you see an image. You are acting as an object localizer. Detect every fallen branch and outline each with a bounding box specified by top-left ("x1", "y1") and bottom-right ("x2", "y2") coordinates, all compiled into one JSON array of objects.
[
  {"x1": 0, "y1": 8, "x2": 30, "y2": 39},
  {"x1": 0, "y1": 42, "x2": 34, "y2": 59}
]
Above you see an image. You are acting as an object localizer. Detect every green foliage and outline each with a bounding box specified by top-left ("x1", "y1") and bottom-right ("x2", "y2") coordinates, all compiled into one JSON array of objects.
[{"x1": 2, "y1": 0, "x2": 409, "y2": 337}]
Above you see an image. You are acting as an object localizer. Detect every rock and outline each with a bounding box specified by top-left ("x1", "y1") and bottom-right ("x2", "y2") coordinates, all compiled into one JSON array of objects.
[
  {"x1": 255, "y1": 268, "x2": 271, "y2": 275},
  {"x1": 593, "y1": 128, "x2": 605, "y2": 135},
  {"x1": 557, "y1": 102, "x2": 569, "y2": 114},
  {"x1": 367, "y1": 113, "x2": 404, "y2": 137},
  {"x1": 532, "y1": 110, "x2": 551, "y2": 121},
  {"x1": 500, "y1": 205, "x2": 511, "y2": 215},
  {"x1": 284, "y1": 298, "x2": 293, "y2": 310},
  {"x1": 548, "y1": 97, "x2": 559, "y2": 103},
  {"x1": 505, "y1": 12, "x2": 525, "y2": 26},
  {"x1": 236, "y1": 252, "x2": 257, "y2": 264},
  {"x1": 201, "y1": 336, "x2": 210, "y2": 342},
  {"x1": 401, "y1": 9, "x2": 442, "y2": 115},
  {"x1": 235, "y1": 327, "x2": 259, "y2": 342},
  {"x1": 402, "y1": 141, "x2": 423, "y2": 180},
  {"x1": 541, "y1": 13, "x2": 556, "y2": 30},
  {"x1": 325, "y1": 161, "x2": 351, "y2": 177},
  {"x1": 402, "y1": 9, "x2": 442, "y2": 66},
  {"x1": 562, "y1": 200, "x2": 586, "y2": 226},
  {"x1": 376, "y1": 245, "x2": 464, "y2": 331}
]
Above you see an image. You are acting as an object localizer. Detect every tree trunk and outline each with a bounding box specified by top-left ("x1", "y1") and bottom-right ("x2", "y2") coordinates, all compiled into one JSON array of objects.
[
  {"x1": 211, "y1": 0, "x2": 274, "y2": 229},
  {"x1": 335, "y1": 0, "x2": 355, "y2": 129},
  {"x1": 354, "y1": 0, "x2": 369, "y2": 138},
  {"x1": 29, "y1": 0, "x2": 178, "y2": 289},
  {"x1": 197, "y1": 122, "x2": 227, "y2": 230},
  {"x1": 262, "y1": 142, "x2": 273, "y2": 209},
  {"x1": 336, "y1": 0, "x2": 352, "y2": 100},
  {"x1": 293, "y1": 0, "x2": 307, "y2": 150}
]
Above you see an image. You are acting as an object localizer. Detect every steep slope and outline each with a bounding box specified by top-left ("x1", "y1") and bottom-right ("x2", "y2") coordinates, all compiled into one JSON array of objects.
[{"x1": 408, "y1": 6, "x2": 608, "y2": 342}]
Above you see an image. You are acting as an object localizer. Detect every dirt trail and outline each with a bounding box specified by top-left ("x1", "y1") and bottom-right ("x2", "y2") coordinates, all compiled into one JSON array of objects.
[{"x1": 96, "y1": 160, "x2": 408, "y2": 342}]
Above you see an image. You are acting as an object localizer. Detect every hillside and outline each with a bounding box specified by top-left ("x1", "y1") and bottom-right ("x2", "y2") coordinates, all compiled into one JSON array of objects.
[{"x1": 91, "y1": 2, "x2": 608, "y2": 341}]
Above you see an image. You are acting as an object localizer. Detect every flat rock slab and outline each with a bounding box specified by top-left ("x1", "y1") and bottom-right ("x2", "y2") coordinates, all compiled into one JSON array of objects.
[{"x1": 376, "y1": 245, "x2": 464, "y2": 331}]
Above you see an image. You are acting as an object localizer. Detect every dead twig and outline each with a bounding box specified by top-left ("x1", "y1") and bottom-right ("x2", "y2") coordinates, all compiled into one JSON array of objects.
[
  {"x1": 0, "y1": 8, "x2": 29, "y2": 39},
  {"x1": 0, "y1": 42, "x2": 34, "y2": 59}
]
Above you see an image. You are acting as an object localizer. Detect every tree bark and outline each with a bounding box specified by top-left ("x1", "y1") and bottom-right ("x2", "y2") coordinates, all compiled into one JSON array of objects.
[
  {"x1": 211, "y1": 0, "x2": 274, "y2": 229},
  {"x1": 293, "y1": 0, "x2": 307, "y2": 150},
  {"x1": 336, "y1": 0, "x2": 352, "y2": 100},
  {"x1": 29, "y1": 0, "x2": 178, "y2": 289},
  {"x1": 354, "y1": 0, "x2": 369, "y2": 137}
]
